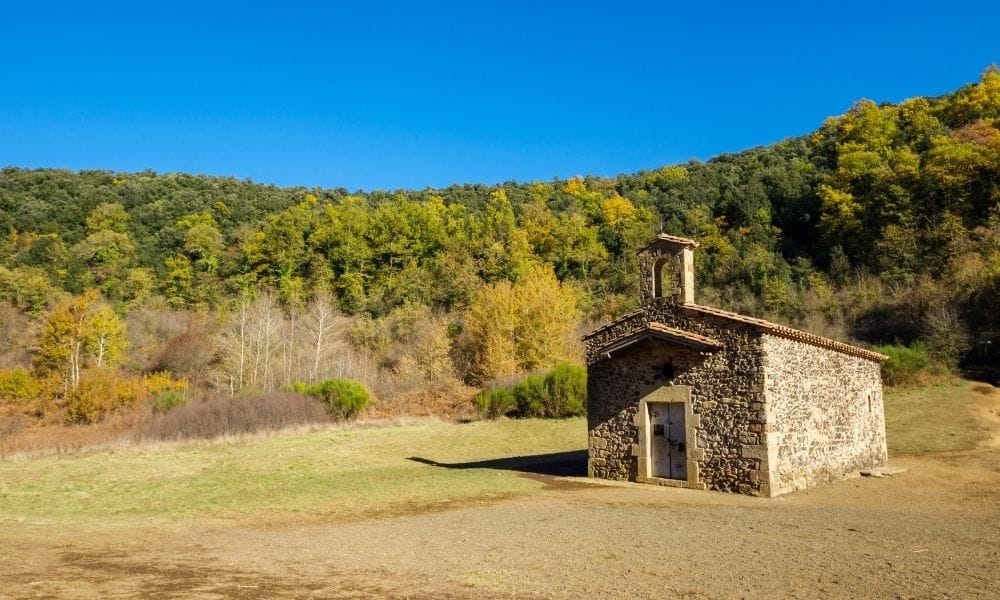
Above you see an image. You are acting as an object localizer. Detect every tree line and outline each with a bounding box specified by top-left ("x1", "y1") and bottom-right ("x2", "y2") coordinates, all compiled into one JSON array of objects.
[{"x1": 1, "y1": 67, "x2": 999, "y2": 428}]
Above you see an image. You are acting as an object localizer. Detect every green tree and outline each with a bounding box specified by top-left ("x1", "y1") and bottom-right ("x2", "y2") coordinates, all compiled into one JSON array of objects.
[
  {"x1": 0, "y1": 265, "x2": 62, "y2": 314},
  {"x1": 467, "y1": 189, "x2": 533, "y2": 283},
  {"x1": 177, "y1": 211, "x2": 225, "y2": 273},
  {"x1": 165, "y1": 211, "x2": 227, "y2": 307},
  {"x1": 521, "y1": 199, "x2": 608, "y2": 279},
  {"x1": 70, "y1": 203, "x2": 136, "y2": 298}
]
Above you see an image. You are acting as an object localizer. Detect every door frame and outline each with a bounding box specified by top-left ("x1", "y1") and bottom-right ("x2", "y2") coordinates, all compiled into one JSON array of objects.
[{"x1": 636, "y1": 385, "x2": 706, "y2": 489}]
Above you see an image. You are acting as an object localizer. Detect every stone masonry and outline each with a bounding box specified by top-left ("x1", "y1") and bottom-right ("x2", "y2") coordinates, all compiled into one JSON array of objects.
[
  {"x1": 584, "y1": 235, "x2": 887, "y2": 497},
  {"x1": 762, "y1": 334, "x2": 886, "y2": 495}
]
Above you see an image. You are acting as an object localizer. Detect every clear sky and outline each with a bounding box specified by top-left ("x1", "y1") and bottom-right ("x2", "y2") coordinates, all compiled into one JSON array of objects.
[{"x1": 2, "y1": 1, "x2": 998, "y2": 191}]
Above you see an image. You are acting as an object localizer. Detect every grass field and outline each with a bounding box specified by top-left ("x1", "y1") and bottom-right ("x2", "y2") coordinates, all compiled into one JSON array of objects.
[
  {"x1": 884, "y1": 380, "x2": 995, "y2": 454},
  {"x1": 1, "y1": 381, "x2": 994, "y2": 533},
  {"x1": 0, "y1": 417, "x2": 585, "y2": 528}
]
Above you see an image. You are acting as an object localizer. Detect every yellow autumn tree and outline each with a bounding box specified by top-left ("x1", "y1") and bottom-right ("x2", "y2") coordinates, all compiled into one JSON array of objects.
[
  {"x1": 599, "y1": 193, "x2": 638, "y2": 230},
  {"x1": 461, "y1": 264, "x2": 580, "y2": 384},
  {"x1": 817, "y1": 184, "x2": 863, "y2": 244},
  {"x1": 34, "y1": 290, "x2": 128, "y2": 389}
]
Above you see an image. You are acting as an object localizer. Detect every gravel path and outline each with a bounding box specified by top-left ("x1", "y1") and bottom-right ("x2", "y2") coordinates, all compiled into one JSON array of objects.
[{"x1": 5, "y1": 394, "x2": 1000, "y2": 599}]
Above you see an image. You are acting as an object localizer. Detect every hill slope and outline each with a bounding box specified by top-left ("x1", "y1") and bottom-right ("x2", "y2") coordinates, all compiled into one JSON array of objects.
[{"x1": 1, "y1": 68, "x2": 999, "y2": 375}]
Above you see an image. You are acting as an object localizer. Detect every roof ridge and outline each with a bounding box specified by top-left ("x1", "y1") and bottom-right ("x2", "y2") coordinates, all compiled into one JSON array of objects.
[{"x1": 682, "y1": 304, "x2": 887, "y2": 362}]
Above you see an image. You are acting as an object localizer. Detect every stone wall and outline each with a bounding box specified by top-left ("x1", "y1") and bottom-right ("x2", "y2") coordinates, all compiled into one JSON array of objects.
[
  {"x1": 587, "y1": 340, "x2": 701, "y2": 483},
  {"x1": 761, "y1": 334, "x2": 887, "y2": 496},
  {"x1": 586, "y1": 298, "x2": 770, "y2": 495}
]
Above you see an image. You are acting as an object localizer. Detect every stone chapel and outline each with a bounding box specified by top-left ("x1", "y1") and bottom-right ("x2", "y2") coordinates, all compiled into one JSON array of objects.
[{"x1": 583, "y1": 234, "x2": 887, "y2": 497}]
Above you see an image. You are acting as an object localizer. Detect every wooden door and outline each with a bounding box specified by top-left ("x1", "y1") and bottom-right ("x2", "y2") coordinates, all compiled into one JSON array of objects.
[{"x1": 649, "y1": 402, "x2": 686, "y2": 480}]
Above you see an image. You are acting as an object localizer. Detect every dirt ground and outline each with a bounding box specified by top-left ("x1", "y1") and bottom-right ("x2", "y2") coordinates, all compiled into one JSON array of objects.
[{"x1": 4, "y1": 393, "x2": 1000, "y2": 599}]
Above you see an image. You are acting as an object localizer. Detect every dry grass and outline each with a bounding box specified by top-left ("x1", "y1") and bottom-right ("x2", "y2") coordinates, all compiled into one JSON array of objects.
[
  {"x1": 0, "y1": 410, "x2": 147, "y2": 459},
  {"x1": 0, "y1": 380, "x2": 483, "y2": 458},
  {"x1": 884, "y1": 380, "x2": 996, "y2": 454},
  {"x1": 0, "y1": 392, "x2": 335, "y2": 458},
  {"x1": 0, "y1": 417, "x2": 585, "y2": 527},
  {"x1": 367, "y1": 378, "x2": 480, "y2": 420},
  {"x1": 142, "y1": 391, "x2": 331, "y2": 441}
]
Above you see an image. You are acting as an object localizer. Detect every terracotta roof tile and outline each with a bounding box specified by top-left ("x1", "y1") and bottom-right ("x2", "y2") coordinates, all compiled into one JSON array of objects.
[
  {"x1": 682, "y1": 304, "x2": 887, "y2": 362},
  {"x1": 646, "y1": 323, "x2": 724, "y2": 348},
  {"x1": 634, "y1": 234, "x2": 700, "y2": 254}
]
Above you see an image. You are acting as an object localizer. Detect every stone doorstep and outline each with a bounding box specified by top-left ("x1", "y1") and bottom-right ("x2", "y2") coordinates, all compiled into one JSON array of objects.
[
  {"x1": 561, "y1": 476, "x2": 650, "y2": 490},
  {"x1": 636, "y1": 475, "x2": 708, "y2": 490},
  {"x1": 567, "y1": 475, "x2": 710, "y2": 492},
  {"x1": 859, "y1": 465, "x2": 908, "y2": 478}
]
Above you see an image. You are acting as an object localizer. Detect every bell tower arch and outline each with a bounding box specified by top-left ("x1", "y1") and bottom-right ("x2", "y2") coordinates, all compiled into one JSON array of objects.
[{"x1": 636, "y1": 234, "x2": 698, "y2": 305}]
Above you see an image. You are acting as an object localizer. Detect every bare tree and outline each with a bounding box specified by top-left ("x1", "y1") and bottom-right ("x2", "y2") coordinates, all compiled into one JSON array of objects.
[
  {"x1": 302, "y1": 292, "x2": 348, "y2": 382},
  {"x1": 214, "y1": 293, "x2": 282, "y2": 393},
  {"x1": 214, "y1": 291, "x2": 361, "y2": 394}
]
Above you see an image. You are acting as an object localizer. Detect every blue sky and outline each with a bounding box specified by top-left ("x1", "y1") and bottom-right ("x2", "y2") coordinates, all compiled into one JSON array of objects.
[{"x1": 1, "y1": 1, "x2": 998, "y2": 191}]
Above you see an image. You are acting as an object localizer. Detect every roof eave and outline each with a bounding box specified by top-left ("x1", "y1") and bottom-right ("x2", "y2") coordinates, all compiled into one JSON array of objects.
[
  {"x1": 634, "y1": 234, "x2": 700, "y2": 255},
  {"x1": 595, "y1": 326, "x2": 723, "y2": 358}
]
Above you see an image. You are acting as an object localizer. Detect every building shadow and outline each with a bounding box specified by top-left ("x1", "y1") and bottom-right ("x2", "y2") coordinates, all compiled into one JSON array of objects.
[{"x1": 408, "y1": 450, "x2": 588, "y2": 477}]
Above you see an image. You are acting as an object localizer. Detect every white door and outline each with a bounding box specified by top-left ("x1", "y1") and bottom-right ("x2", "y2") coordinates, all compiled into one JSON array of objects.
[{"x1": 649, "y1": 402, "x2": 687, "y2": 480}]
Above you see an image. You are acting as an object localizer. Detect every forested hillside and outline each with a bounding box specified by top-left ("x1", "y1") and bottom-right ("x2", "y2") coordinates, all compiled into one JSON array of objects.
[{"x1": 2, "y1": 69, "x2": 999, "y2": 438}]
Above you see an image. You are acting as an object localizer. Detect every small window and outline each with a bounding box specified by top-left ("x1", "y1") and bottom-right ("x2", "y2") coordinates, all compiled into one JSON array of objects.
[{"x1": 662, "y1": 362, "x2": 676, "y2": 380}]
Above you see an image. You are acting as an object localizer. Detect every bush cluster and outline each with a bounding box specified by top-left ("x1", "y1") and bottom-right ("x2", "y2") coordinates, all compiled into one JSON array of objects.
[
  {"x1": 877, "y1": 342, "x2": 946, "y2": 386},
  {"x1": 0, "y1": 366, "x2": 188, "y2": 424},
  {"x1": 473, "y1": 387, "x2": 516, "y2": 418},
  {"x1": 0, "y1": 367, "x2": 44, "y2": 403},
  {"x1": 474, "y1": 362, "x2": 586, "y2": 419},
  {"x1": 65, "y1": 370, "x2": 146, "y2": 424},
  {"x1": 153, "y1": 390, "x2": 187, "y2": 413},
  {"x1": 289, "y1": 379, "x2": 371, "y2": 419}
]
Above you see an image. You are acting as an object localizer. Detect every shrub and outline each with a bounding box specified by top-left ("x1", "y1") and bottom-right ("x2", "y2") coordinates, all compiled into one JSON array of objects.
[
  {"x1": 154, "y1": 333, "x2": 216, "y2": 380},
  {"x1": 0, "y1": 367, "x2": 43, "y2": 404},
  {"x1": 291, "y1": 379, "x2": 371, "y2": 420},
  {"x1": 499, "y1": 362, "x2": 588, "y2": 418},
  {"x1": 152, "y1": 389, "x2": 186, "y2": 413},
  {"x1": 65, "y1": 370, "x2": 144, "y2": 424},
  {"x1": 0, "y1": 302, "x2": 34, "y2": 369},
  {"x1": 512, "y1": 374, "x2": 549, "y2": 417},
  {"x1": 143, "y1": 391, "x2": 329, "y2": 441},
  {"x1": 878, "y1": 342, "x2": 933, "y2": 386},
  {"x1": 473, "y1": 387, "x2": 517, "y2": 418},
  {"x1": 543, "y1": 362, "x2": 586, "y2": 417},
  {"x1": 143, "y1": 371, "x2": 188, "y2": 395}
]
